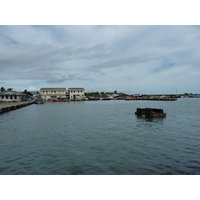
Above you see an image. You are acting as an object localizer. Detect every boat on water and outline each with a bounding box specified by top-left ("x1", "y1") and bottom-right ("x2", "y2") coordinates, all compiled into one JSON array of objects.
[
  {"x1": 35, "y1": 98, "x2": 45, "y2": 104},
  {"x1": 102, "y1": 98, "x2": 111, "y2": 100},
  {"x1": 189, "y1": 95, "x2": 200, "y2": 98},
  {"x1": 88, "y1": 97, "x2": 99, "y2": 101},
  {"x1": 125, "y1": 98, "x2": 137, "y2": 101},
  {"x1": 53, "y1": 99, "x2": 65, "y2": 102}
]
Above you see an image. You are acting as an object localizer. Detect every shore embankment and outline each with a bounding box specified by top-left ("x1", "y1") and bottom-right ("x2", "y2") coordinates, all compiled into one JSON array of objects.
[{"x1": 0, "y1": 101, "x2": 35, "y2": 114}]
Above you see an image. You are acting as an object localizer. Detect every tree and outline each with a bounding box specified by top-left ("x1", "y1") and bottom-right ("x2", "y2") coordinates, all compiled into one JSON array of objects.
[
  {"x1": 7, "y1": 88, "x2": 13, "y2": 91},
  {"x1": 0, "y1": 87, "x2": 6, "y2": 92},
  {"x1": 23, "y1": 89, "x2": 33, "y2": 98},
  {"x1": 114, "y1": 90, "x2": 117, "y2": 94}
]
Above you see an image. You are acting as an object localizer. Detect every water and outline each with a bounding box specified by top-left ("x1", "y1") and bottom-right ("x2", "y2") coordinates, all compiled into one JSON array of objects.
[{"x1": 0, "y1": 98, "x2": 200, "y2": 175}]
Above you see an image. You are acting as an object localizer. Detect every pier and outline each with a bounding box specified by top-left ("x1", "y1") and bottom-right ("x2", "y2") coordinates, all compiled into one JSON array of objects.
[{"x1": 0, "y1": 101, "x2": 35, "y2": 114}]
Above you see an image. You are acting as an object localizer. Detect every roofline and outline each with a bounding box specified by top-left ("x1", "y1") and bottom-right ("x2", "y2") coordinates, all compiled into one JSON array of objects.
[
  {"x1": 40, "y1": 88, "x2": 66, "y2": 90},
  {"x1": 68, "y1": 88, "x2": 85, "y2": 90},
  {"x1": 0, "y1": 91, "x2": 26, "y2": 96}
]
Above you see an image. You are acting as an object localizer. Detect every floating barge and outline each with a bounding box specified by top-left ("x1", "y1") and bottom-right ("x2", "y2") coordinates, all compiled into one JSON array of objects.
[
  {"x1": 135, "y1": 108, "x2": 166, "y2": 117},
  {"x1": 0, "y1": 101, "x2": 35, "y2": 114}
]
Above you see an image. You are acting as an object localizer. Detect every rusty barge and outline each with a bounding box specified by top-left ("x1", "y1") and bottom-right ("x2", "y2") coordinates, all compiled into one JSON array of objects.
[{"x1": 135, "y1": 108, "x2": 166, "y2": 117}]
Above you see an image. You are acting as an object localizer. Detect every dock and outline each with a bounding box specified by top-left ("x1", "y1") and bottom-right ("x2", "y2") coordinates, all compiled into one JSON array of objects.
[
  {"x1": 0, "y1": 101, "x2": 35, "y2": 114},
  {"x1": 135, "y1": 108, "x2": 166, "y2": 117}
]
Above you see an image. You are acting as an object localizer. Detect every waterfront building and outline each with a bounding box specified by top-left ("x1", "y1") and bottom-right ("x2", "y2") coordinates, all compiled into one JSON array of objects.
[
  {"x1": 0, "y1": 91, "x2": 26, "y2": 101},
  {"x1": 68, "y1": 88, "x2": 85, "y2": 100},
  {"x1": 40, "y1": 88, "x2": 67, "y2": 100}
]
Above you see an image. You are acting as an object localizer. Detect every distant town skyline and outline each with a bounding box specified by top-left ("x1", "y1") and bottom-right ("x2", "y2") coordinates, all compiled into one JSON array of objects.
[{"x1": 0, "y1": 25, "x2": 200, "y2": 94}]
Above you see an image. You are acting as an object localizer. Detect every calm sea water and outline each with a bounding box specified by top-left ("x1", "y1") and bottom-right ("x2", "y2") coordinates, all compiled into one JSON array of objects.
[{"x1": 0, "y1": 98, "x2": 200, "y2": 175}]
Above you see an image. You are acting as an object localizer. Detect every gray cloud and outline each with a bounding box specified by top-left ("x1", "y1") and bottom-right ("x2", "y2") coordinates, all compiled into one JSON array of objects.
[{"x1": 0, "y1": 25, "x2": 200, "y2": 94}]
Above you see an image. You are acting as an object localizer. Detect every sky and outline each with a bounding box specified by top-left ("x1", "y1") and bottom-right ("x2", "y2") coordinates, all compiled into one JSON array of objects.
[{"x1": 0, "y1": 25, "x2": 200, "y2": 94}]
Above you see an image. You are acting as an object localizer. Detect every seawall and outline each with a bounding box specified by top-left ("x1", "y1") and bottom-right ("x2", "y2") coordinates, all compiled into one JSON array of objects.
[{"x1": 0, "y1": 101, "x2": 35, "y2": 114}]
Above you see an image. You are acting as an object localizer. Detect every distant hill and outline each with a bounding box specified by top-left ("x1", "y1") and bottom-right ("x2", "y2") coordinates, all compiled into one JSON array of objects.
[{"x1": 29, "y1": 91, "x2": 40, "y2": 95}]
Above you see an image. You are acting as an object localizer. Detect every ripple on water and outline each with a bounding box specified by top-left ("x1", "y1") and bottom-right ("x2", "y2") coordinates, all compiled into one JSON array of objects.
[{"x1": 0, "y1": 99, "x2": 200, "y2": 174}]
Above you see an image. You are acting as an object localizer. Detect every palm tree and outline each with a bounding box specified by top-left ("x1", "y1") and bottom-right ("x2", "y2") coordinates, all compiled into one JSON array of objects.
[{"x1": 1, "y1": 87, "x2": 6, "y2": 92}]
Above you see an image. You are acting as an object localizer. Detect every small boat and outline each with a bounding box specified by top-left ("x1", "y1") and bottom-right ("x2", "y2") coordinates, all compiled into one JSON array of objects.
[
  {"x1": 88, "y1": 97, "x2": 99, "y2": 101},
  {"x1": 35, "y1": 98, "x2": 45, "y2": 104},
  {"x1": 189, "y1": 95, "x2": 200, "y2": 98},
  {"x1": 125, "y1": 98, "x2": 137, "y2": 101},
  {"x1": 102, "y1": 98, "x2": 111, "y2": 100},
  {"x1": 53, "y1": 99, "x2": 65, "y2": 102}
]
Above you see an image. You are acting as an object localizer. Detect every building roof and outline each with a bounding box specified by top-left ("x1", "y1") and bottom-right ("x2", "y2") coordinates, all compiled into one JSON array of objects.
[
  {"x1": 0, "y1": 91, "x2": 26, "y2": 96},
  {"x1": 40, "y1": 88, "x2": 66, "y2": 90},
  {"x1": 68, "y1": 88, "x2": 85, "y2": 90}
]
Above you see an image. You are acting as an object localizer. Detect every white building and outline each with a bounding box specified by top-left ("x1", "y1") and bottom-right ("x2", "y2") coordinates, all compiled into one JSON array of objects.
[
  {"x1": 0, "y1": 91, "x2": 26, "y2": 102},
  {"x1": 40, "y1": 88, "x2": 67, "y2": 100},
  {"x1": 68, "y1": 88, "x2": 85, "y2": 100}
]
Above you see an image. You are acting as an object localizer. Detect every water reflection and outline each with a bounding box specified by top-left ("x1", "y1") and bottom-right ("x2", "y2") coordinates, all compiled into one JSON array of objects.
[{"x1": 136, "y1": 115, "x2": 165, "y2": 123}]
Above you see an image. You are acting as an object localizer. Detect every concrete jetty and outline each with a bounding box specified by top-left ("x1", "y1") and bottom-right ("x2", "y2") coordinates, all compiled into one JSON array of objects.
[{"x1": 0, "y1": 101, "x2": 35, "y2": 114}]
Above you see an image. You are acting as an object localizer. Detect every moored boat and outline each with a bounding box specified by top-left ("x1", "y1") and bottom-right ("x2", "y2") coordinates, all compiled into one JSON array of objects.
[
  {"x1": 125, "y1": 98, "x2": 137, "y2": 101},
  {"x1": 35, "y1": 98, "x2": 45, "y2": 104},
  {"x1": 102, "y1": 98, "x2": 111, "y2": 100},
  {"x1": 53, "y1": 99, "x2": 65, "y2": 102},
  {"x1": 189, "y1": 95, "x2": 200, "y2": 98}
]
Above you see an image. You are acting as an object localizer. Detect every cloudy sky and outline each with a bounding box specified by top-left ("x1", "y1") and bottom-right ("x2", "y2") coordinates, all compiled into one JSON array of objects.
[{"x1": 0, "y1": 25, "x2": 200, "y2": 94}]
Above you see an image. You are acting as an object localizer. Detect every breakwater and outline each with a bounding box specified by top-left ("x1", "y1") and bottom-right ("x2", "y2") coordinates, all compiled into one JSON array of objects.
[{"x1": 0, "y1": 101, "x2": 35, "y2": 114}]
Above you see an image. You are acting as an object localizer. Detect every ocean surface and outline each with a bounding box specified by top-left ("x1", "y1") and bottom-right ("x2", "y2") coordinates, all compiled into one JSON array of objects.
[{"x1": 0, "y1": 98, "x2": 200, "y2": 175}]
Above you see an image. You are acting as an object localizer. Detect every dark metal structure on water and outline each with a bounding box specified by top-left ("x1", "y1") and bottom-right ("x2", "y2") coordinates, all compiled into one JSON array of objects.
[{"x1": 135, "y1": 108, "x2": 166, "y2": 117}]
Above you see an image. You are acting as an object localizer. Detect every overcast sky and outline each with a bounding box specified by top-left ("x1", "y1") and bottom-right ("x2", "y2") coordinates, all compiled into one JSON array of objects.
[{"x1": 0, "y1": 25, "x2": 200, "y2": 94}]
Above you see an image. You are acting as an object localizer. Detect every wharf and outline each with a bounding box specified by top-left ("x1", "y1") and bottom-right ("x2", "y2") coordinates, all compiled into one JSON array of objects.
[{"x1": 0, "y1": 101, "x2": 35, "y2": 114}]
